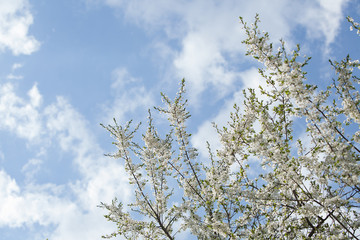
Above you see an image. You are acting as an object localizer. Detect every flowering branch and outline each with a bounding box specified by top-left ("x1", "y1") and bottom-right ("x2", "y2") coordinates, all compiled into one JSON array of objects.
[{"x1": 101, "y1": 15, "x2": 360, "y2": 239}]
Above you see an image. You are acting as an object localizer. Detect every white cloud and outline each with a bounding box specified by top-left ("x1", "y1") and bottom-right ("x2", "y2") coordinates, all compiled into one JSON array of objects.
[
  {"x1": 44, "y1": 96, "x2": 96, "y2": 158},
  {"x1": 0, "y1": 170, "x2": 75, "y2": 228},
  {"x1": 50, "y1": 208, "x2": 116, "y2": 240},
  {"x1": 7, "y1": 63, "x2": 24, "y2": 79},
  {"x1": 6, "y1": 73, "x2": 23, "y2": 80},
  {"x1": 11, "y1": 63, "x2": 23, "y2": 70},
  {"x1": 41, "y1": 96, "x2": 133, "y2": 240},
  {"x1": 102, "y1": 67, "x2": 155, "y2": 124},
  {"x1": 71, "y1": 160, "x2": 132, "y2": 211},
  {"x1": 0, "y1": 82, "x2": 43, "y2": 141},
  {"x1": 21, "y1": 158, "x2": 43, "y2": 181},
  {"x1": 292, "y1": 0, "x2": 350, "y2": 54},
  {"x1": 96, "y1": 0, "x2": 349, "y2": 102},
  {"x1": 0, "y1": 0, "x2": 40, "y2": 55},
  {"x1": 42, "y1": 93, "x2": 135, "y2": 239},
  {"x1": 43, "y1": 96, "x2": 133, "y2": 202},
  {"x1": 173, "y1": 31, "x2": 241, "y2": 101},
  {"x1": 111, "y1": 67, "x2": 137, "y2": 89},
  {"x1": 0, "y1": 82, "x2": 132, "y2": 239},
  {"x1": 28, "y1": 83, "x2": 42, "y2": 107},
  {"x1": 93, "y1": 0, "x2": 351, "y2": 170}
]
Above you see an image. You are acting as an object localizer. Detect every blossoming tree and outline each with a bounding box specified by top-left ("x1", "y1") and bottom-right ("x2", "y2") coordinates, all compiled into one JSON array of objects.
[{"x1": 100, "y1": 15, "x2": 360, "y2": 239}]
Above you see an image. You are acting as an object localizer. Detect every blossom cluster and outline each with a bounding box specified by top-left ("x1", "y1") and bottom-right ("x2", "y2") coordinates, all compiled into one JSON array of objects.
[
  {"x1": 348, "y1": 16, "x2": 360, "y2": 36},
  {"x1": 101, "y1": 16, "x2": 360, "y2": 239}
]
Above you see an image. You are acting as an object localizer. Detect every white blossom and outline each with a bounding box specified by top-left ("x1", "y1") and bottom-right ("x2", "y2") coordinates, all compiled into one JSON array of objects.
[{"x1": 100, "y1": 15, "x2": 360, "y2": 239}]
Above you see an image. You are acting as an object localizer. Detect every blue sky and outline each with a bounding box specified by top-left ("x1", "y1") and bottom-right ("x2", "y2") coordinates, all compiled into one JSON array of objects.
[{"x1": 0, "y1": 0, "x2": 359, "y2": 239}]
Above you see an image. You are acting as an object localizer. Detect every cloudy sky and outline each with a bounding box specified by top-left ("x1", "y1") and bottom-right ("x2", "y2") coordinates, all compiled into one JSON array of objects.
[{"x1": 0, "y1": 0, "x2": 359, "y2": 239}]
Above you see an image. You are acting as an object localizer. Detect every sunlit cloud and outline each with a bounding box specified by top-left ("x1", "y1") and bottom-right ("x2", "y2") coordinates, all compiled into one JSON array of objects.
[
  {"x1": 0, "y1": 0, "x2": 40, "y2": 55},
  {"x1": 101, "y1": 67, "x2": 155, "y2": 124},
  {"x1": 95, "y1": 0, "x2": 350, "y2": 102},
  {"x1": 0, "y1": 83, "x2": 43, "y2": 141}
]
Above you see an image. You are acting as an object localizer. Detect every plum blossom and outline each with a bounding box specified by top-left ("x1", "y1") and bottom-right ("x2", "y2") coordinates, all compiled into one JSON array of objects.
[{"x1": 101, "y1": 16, "x2": 360, "y2": 239}]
